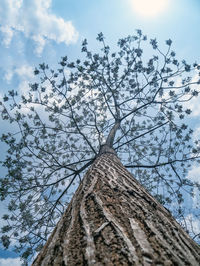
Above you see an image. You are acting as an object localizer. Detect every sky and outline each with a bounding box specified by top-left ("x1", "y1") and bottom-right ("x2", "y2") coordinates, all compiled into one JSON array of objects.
[{"x1": 0, "y1": 0, "x2": 200, "y2": 265}]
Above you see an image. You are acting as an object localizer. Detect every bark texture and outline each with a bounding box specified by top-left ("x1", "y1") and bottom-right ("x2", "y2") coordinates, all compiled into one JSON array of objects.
[{"x1": 32, "y1": 153, "x2": 200, "y2": 266}]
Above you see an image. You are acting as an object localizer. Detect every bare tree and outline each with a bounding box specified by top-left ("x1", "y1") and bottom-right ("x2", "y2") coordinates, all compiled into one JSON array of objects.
[{"x1": 0, "y1": 30, "x2": 200, "y2": 263}]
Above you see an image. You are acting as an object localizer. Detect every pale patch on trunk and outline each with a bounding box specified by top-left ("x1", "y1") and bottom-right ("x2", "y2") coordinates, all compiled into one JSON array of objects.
[{"x1": 129, "y1": 218, "x2": 153, "y2": 265}]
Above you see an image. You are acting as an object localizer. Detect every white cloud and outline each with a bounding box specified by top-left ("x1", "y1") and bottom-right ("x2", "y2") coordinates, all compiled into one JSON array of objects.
[
  {"x1": 185, "y1": 95, "x2": 200, "y2": 117},
  {"x1": 0, "y1": 257, "x2": 22, "y2": 266},
  {"x1": 187, "y1": 164, "x2": 200, "y2": 184},
  {"x1": 0, "y1": 0, "x2": 78, "y2": 55},
  {"x1": 0, "y1": 26, "x2": 14, "y2": 48},
  {"x1": 184, "y1": 213, "x2": 200, "y2": 237},
  {"x1": 4, "y1": 70, "x2": 13, "y2": 83},
  {"x1": 15, "y1": 65, "x2": 34, "y2": 80},
  {"x1": 187, "y1": 164, "x2": 200, "y2": 209},
  {"x1": 193, "y1": 127, "x2": 200, "y2": 142},
  {"x1": 3, "y1": 64, "x2": 34, "y2": 84},
  {"x1": 18, "y1": 80, "x2": 31, "y2": 96},
  {"x1": 32, "y1": 35, "x2": 46, "y2": 55},
  {"x1": 192, "y1": 187, "x2": 200, "y2": 209}
]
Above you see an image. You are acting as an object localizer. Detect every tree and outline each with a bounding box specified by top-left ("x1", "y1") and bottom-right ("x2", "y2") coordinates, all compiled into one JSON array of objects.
[{"x1": 0, "y1": 30, "x2": 200, "y2": 263}]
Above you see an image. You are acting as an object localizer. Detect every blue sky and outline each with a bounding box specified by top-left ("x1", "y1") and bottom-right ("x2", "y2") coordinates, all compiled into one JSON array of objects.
[{"x1": 0, "y1": 0, "x2": 200, "y2": 265}]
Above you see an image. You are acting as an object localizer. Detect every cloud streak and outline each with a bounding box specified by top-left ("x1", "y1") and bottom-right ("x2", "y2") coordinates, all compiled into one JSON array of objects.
[
  {"x1": 0, "y1": 0, "x2": 78, "y2": 55},
  {"x1": 0, "y1": 257, "x2": 22, "y2": 266}
]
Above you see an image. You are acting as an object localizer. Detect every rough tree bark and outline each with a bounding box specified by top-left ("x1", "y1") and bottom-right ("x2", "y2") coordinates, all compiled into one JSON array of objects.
[{"x1": 32, "y1": 148, "x2": 200, "y2": 265}]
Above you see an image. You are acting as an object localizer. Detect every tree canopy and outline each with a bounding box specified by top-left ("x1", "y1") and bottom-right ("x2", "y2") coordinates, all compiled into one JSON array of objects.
[{"x1": 1, "y1": 30, "x2": 200, "y2": 262}]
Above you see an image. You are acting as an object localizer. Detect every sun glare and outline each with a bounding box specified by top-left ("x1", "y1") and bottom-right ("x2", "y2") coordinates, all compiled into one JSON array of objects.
[{"x1": 131, "y1": 0, "x2": 169, "y2": 18}]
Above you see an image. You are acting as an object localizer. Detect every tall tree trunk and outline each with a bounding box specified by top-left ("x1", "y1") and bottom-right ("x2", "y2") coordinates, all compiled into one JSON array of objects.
[{"x1": 32, "y1": 151, "x2": 200, "y2": 266}]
